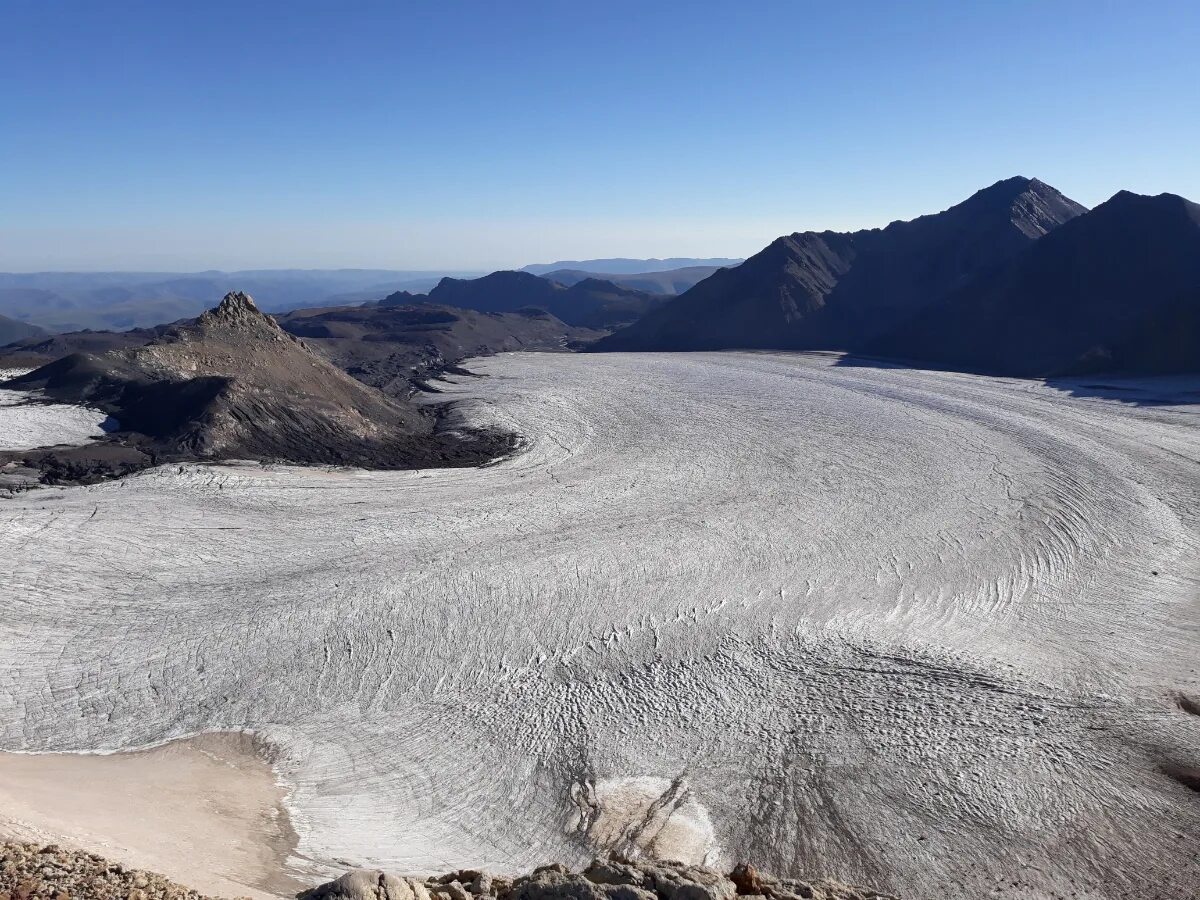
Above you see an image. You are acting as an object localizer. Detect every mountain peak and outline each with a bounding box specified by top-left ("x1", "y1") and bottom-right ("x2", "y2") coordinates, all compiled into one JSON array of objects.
[
  {"x1": 949, "y1": 176, "x2": 1088, "y2": 239},
  {"x1": 959, "y1": 176, "x2": 1072, "y2": 211},
  {"x1": 201, "y1": 291, "x2": 265, "y2": 325},
  {"x1": 594, "y1": 177, "x2": 1088, "y2": 353}
]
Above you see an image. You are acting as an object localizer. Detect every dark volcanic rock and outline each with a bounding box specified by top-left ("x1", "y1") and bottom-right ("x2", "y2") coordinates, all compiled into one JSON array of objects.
[
  {"x1": 277, "y1": 302, "x2": 602, "y2": 399},
  {"x1": 2, "y1": 292, "x2": 513, "y2": 481},
  {"x1": 867, "y1": 190, "x2": 1200, "y2": 376},
  {"x1": 593, "y1": 177, "x2": 1086, "y2": 352},
  {"x1": 378, "y1": 290, "x2": 426, "y2": 308}
]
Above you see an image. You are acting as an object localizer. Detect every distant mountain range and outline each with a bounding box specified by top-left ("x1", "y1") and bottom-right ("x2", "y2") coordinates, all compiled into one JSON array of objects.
[
  {"x1": 386, "y1": 271, "x2": 669, "y2": 329},
  {"x1": 521, "y1": 257, "x2": 743, "y2": 276},
  {"x1": 0, "y1": 313, "x2": 43, "y2": 346},
  {"x1": 540, "y1": 265, "x2": 727, "y2": 295},
  {"x1": 6, "y1": 187, "x2": 1198, "y2": 377},
  {"x1": 0, "y1": 262, "x2": 731, "y2": 333},
  {"x1": 595, "y1": 178, "x2": 1200, "y2": 376},
  {"x1": 0, "y1": 269, "x2": 485, "y2": 333}
]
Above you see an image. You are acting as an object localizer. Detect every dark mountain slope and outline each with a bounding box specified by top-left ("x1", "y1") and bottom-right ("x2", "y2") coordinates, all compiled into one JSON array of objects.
[
  {"x1": 868, "y1": 191, "x2": 1200, "y2": 376},
  {"x1": 4, "y1": 293, "x2": 505, "y2": 474},
  {"x1": 0, "y1": 269, "x2": 485, "y2": 332},
  {"x1": 541, "y1": 265, "x2": 729, "y2": 294},
  {"x1": 276, "y1": 302, "x2": 602, "y2": 398},
  {"x1": 428, "y1": 271, "x2": 561, "y2": 313},
  {"x1": 421, "y1": 270, "x2": 667, "y2": 329},
  {"x1": 0, "y1": 314, "x2": 44, "y2": 346},
  {"x1": 595, "y1": 177, "x2": 1086, "y2": 351}
]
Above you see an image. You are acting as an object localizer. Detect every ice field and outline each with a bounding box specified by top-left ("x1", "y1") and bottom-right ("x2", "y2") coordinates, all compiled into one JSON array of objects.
[
  {"x1": 0, "y1": 369, "x2": 113, "y2": 450},
  {"x1": 2, "y1": 351, "x2": 1199, "y2": 898}
]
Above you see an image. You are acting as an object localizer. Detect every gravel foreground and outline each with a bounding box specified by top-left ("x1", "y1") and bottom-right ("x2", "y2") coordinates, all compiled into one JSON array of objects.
[
  {"x1": 301, "y1": 858, "x2": 895, "y2": 900},
  {"x1": 0, "y1": 842, "x2": 227, "y2": 900},
  {"x1": 1, "y1": 842, "x2": 892, "y2": 900}
]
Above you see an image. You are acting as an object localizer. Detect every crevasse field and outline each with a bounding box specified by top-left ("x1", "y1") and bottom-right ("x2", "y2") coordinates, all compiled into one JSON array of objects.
[{"x1": 2, "y1": 352, "x2": 1199, "y2": 898}]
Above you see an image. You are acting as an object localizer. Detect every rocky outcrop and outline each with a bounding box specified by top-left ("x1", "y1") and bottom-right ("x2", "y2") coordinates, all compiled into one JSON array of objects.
[
  {"x1": 301, "y1": 859, "x2": 895, "y2": 900},
  {"x1": 0, "y1": 841, "x2": 226, "y2": 900},
  {"x1": 0, "y1": 292, "x2": 515, "y2": 483},
  {"x1": 3, "y1": 842, "x2": 894, "y2": 900}
]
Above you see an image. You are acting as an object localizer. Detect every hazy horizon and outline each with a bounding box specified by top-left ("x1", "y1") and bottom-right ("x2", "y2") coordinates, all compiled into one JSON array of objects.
[{"x1": 3, "y1": 2, "x2": 1198, "y2": 270}]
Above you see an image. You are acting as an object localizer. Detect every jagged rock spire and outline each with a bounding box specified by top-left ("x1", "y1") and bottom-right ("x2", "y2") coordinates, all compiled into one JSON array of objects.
[
  {"x1": 193, "y1": 291, "x2": 279, "y2": 332},
  {"x1": 208, "y1": 291, "x2": 262, "y2": 322}
]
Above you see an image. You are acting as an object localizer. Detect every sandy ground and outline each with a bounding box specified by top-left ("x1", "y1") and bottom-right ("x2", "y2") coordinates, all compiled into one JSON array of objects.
[
  {"x1": 2, "y1": 351, "x2": 1199, "y2": 899},
  {"x1": 0, "y1": 732, "x2": 308, "y2": 898}
]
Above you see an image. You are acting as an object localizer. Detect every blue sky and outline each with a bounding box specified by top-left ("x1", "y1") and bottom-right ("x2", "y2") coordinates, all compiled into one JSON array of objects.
[{"x1": 2, "y1": 0, "x2": 1197, "y2": 270}]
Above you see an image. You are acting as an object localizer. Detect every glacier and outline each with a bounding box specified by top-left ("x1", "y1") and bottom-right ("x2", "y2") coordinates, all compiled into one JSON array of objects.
[{"x1": 1, "y1": 351, "x2": 1198, "y2": 899}]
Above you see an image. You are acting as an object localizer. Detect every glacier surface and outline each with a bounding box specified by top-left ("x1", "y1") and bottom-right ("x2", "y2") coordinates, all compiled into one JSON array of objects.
[
  {"x1": 0, "y1": 369, "x2": 113, "y2": 450},
  {"x1": 2, "y1": 352, "x2": 1198, "y2": 898}
]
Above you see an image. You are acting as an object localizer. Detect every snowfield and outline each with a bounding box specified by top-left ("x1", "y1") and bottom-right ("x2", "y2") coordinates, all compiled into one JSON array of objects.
[
  {"x1": 2, "y1": 352, "x2": 1199, "y2": 898},
  {"x1": 0, "y1": 369, "x2": 114, "y2": 450}
]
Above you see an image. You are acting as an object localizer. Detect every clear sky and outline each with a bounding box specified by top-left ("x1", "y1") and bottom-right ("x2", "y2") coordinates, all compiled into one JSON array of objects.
[{"x1": 2, "y1": 0, "x2": 1197, "y2": 271}]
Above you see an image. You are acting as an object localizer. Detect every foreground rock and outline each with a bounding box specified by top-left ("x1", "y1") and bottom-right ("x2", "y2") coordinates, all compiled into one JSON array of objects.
[
  {"x1": 301, "y1": 859, "x2": 895, "y2": 900},
  {"x1": 0, "y1": 841, "x2": 229, "y2": 900},
  {"x1": 0, "y1": 842, "x2": 892, "y2": 900}
]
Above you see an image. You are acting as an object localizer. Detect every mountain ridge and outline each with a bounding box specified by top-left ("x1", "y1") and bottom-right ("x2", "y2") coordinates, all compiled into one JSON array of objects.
[
  {"x1": 0, "y1": 313, "x2": 44, "y2": 346},
  {"x1": 416, "y1": 271, "x2": 668, "y2": 329},
  {"x1": 540, "y1": 265, "x2": 729, "y2": 295},
  {"x1": 866, "y1": 189, "x2": 1200, "y2": 375},
  {"x1": 594, "y1": 177, "x2": 1086, "y2": 353}
]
